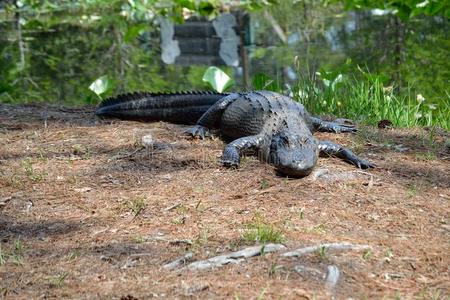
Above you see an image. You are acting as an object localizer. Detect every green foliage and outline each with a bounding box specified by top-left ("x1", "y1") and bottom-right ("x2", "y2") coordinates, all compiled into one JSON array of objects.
[
  {"x1": 202, "y1": 66, "x2": 234, "y2": 92},
  {"x1": 288, "y1": 65, "x2": 450, "y2": 129},
  {"x1": 0, "y1": 0, "x2": 448, "y2": 131},
  {"x1": 88, "y1": 75, "x2": 110, "y2": 98},
  {"x1": 48, "y1": 272, "x2": 69, "y2": 288},
  {"x1": 125, "y1": 196, "x2": 146, "y2": 217},
  {"x1": 332, "y1": 0, "x2": 450, "y2": 20},
  {"x1": 242, "y1": 215, "x2": 284, "y2": 244},
  {"x1": 0, "y1": 244, "x2": 6, "y2": 266},
  {"x1": 240, "y1": 0, "x2": 279, "y2": 11}
]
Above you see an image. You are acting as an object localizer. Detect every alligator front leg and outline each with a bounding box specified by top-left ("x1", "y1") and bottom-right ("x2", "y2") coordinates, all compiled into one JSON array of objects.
[
  {"x1": 312, "y1": 117, "x2": 357, "y2": 133},
  {"x1": 222, "y1": 135, "x2": 264, "y2": 167},
  {"x1": 318, "y1": 140, "x2": 374, "y2": 169},
  {"x1": 186, "y1": 93, "x2": 239, "y2": 139}
]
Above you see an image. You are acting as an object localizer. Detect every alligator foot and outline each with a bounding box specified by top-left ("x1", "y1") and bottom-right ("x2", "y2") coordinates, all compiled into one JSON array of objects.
[
  {"x1": 312, "y1": 117, "x2": 357, "y2": 133},
  {"x1": 185, "y1": 125, "x2": 211, "y2": 139},
  {"x1": 318, "y1": 140, "x2": 375, "y2": 169}
]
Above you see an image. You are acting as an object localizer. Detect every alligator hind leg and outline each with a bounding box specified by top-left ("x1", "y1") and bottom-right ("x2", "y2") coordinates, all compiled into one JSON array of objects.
[
  {"x1": 222, "y1": 135, "x2": 264, "y2": 167},
  {"x1": 318, "y1": 140, "x2": 374, "y2": 169},
  {"x1": 186, "y1": 93, "x2": 240, "y2": 139},
  {"x1": 312, "y1": 117, "x2": 357, "y2": 133}
]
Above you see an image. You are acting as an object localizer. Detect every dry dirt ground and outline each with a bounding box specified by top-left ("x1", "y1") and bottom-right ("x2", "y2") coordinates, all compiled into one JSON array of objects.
[{"x1": 0, "y1": 104, "x2": 449, "y2": 299}]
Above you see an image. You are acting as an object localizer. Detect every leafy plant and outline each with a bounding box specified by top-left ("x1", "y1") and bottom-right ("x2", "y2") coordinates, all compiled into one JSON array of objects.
[
  {"x1": 88, "y1": 75, "x2": 111, "y2": 99},
  {"x1": 125, "y1": 197, "x2": 146, "y2": 217},
  {"x1": 21, "y1": 158, "x2": 46, "y2": 182},
  {"x1": 202, "y1": 66, "x2": 234, "y2": 93}
]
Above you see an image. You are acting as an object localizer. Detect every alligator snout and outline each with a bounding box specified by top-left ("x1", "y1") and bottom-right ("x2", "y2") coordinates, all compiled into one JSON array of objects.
[{"x1": 271, "y1": 145, "x2": 318, "y2": 177}]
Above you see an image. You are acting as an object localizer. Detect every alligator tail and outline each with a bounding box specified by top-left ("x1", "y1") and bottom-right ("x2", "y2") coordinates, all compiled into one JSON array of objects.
[{"x1": 95, "y1": 91, "x2": 229, "y2": 124}]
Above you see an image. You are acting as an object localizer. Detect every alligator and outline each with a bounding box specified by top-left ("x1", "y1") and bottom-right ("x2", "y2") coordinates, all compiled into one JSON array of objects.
[{"x1": 95, "y1": 90, "x2": 374, "y2": 177}]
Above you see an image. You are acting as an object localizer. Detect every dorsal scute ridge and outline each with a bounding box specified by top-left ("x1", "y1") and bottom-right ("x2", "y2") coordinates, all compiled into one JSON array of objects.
[{"x1": 97, "y1": 90, "x2": 228, "y2": 108}]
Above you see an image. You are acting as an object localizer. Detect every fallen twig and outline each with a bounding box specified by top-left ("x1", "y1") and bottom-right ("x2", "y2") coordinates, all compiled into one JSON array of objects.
[
  {"x1": 163, "y1": 252, "x2": 194, "y2": 270},
  {"x1": 282, "y1": 242, "x2": 371, "y2": 257},
  {"x1": 185, "y1": 244, "x2": 286, "y2": 271}
]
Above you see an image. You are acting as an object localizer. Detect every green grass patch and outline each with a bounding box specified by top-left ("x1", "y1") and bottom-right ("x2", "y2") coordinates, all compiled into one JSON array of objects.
[
  {"x1": 242, "y1": 216, "x2": 284, "y2": 244},
  {"x1": 293, "y1": 70, "x2": 450, "y2": 130}
]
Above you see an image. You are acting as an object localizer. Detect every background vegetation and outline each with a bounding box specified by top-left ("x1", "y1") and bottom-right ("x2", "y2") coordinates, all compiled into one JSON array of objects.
[{"x1": 0, "y1": 0, "x2": 448, "y2": 129}]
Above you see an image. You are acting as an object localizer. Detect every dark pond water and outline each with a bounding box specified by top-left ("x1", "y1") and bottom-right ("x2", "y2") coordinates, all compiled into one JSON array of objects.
[{"x1": 0, "y1": 4, "x2": 448, "y2": 108}]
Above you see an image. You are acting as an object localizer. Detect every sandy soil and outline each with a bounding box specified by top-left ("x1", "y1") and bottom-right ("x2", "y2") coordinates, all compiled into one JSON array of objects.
[{"x1": 0, "y1": 104, "x2": 449, "y2": 299}]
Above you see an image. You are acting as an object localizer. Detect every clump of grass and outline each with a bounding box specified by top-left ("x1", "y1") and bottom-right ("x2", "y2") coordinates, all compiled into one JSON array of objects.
[
  {"x1": 71, "y1": 144, "x2": 90, "y2": 159},
  {"x1": 306, "y1": 223, "x2": 327, "y2": 234},
  {"x1": 362, "y1": 249, "x2": 373, "y2": 261},
  {"x1": 242, "y1": 215, "x2": 284, "y2": 244},
  {"x1": 0, "y1": 244, "x2": 6, "y2": 265},
  {"x1": 11, "y1": 239, "x2": 25, "y2": 265},
  {"x1": 293, "y1": 69, "x2": 450, "y2": 130},
  {"x1": 384, "y1": 248, "x2": 394, "y2": 263},
  {"x1": 67, "y1": 250, "x2": 80, "y2": 261},
  {"x1": 131, "y1": 235, "x2": 145, "y2": 243},
  {"x1": 125, "y1": 196, "x2": 146, "y2": 217},
  {"x1": 317, "y1": 245, "x2": 329, "y2": 261},
  {"x1": 193, "y1": 229, "x2": 209, "y2": 247},
  {"x1": 259, "y1": 179, "x2": 270, "y2": 189},
  {"x1": 268, "y1": 263, "x2": 284, "y2": 277},
  {"x1": 48, "y1": 272, "x2": 68, "y2": 288},
  {"x1": 21, "y1": 158, "x2": 46, "y2": 182}
]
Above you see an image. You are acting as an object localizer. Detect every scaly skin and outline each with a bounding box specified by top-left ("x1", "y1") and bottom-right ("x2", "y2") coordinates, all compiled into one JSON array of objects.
[{"x1": 96, "y1": 90, "x2": 374, "y2": 177}]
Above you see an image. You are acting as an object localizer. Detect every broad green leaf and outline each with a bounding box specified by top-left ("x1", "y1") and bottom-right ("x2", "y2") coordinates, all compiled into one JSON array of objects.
[
  {"x1": 89, "y1": 75, "x2": 110, "y2": 97},
  {"x1": 124, "y1": 23, "x2": 147, "y2": 43},
  {"x1": 202, "y1": 66, "x2": 234, "y2": 93}
]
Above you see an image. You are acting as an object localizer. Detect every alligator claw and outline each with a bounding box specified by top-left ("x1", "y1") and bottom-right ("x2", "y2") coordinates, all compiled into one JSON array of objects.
[
  {"x1": 355, "y1": 158, "x2": 375, "y2": 169},
  {"x1": 222, "y1": 159, "x2": 239, "y2": 168},
  {"x1": 332, "y1": 124, "x2": 357, "y2": 133},
  {"x1": 185, "y1": 125, "x2": 210, "y2": 139}
]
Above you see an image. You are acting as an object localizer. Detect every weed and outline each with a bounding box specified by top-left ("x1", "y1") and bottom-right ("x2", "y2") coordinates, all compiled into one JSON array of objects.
[
  {"x1": 21, "y1": 158, "x2": 46, "y2": 182},
  {"x1": 257, "y1": 288, "x2": 267, "y2": 300},
  {"x1": 242, "y1": 217, "x2": 284, "y2": 244},
  {"x1": 407, "y1": 185, "x2": 417, "y2": 198},
  {"x1": 415, "y1": 151, "x2": 437, "y2": 161},
  {"x1": 268, "y1": 263, "x2": 284, "y2": 277},
  {"x1": 419, "y1": 288, "x2": 445, "y2": 300},
  {"x1": 125, "y1": 197, "x2": 146, "y2": 217},
  {"x1": 384, "y1": 248, "x2": 394, "y2": 263},
  {"x1": 176, "y1": 204, "x2": 189, "y2": 214},
  {"x1": 299, "y1": 208, "x2": 305, "y2": 220},
  {"x1": 306, "y1": 223, "x2": 327, "y2": 234},
  {"x1": 72, "y1": 144, "x2": 90, "y2": 159},
  {"x1": 67, "y1": 250, "x2": 80, "y2": 261},
  {"x1": 193, "y1": 229, "x2": 209, "y2": 247},
  {"x1": 0, "y1": 244, "x2": 6, "y2": 265},
  {"x1": 259, "y1": 179, "x2": 270, "y2": 189},
  {"x1": 317, "y1": 245, "x2": 329, "y2": 261},
  {"x1": 11, "y1": 239, "x2": 24, "y2": 265},
  {"x1": 48, "y1": 272, "x2": 68, "y2": 288},
  {"x1": 362, "y1": 249, "x2": 373, "y2": 261},
  {"x1": 172, "y1": 216, "x2": 186, "y2": 225},
  {"x1": 132, "y1": 235, "x2": 145, "y2": 244}
]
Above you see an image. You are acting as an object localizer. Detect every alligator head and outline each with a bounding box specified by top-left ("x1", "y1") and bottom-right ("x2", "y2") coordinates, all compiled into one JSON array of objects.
[{"x1": 269, "y1": 131, "x2": 319, "y2": 177}]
